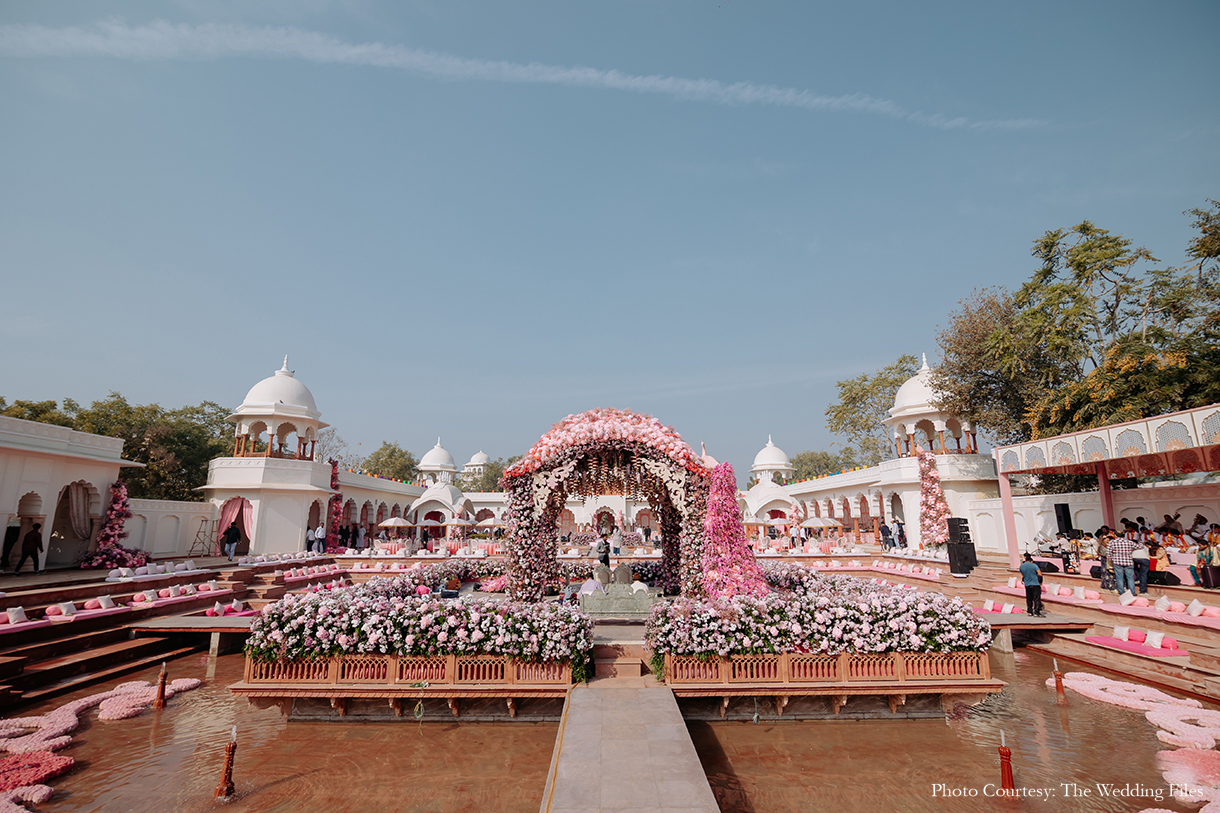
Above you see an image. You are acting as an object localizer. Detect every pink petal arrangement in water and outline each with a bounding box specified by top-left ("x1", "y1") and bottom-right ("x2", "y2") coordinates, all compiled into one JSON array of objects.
[
  {"x1": 1145, "y1": 706, "x2": 1220, "y2": 749},
  {"x1": 1157, "y1": 748, "x2": 1220, "y2": 810},
  {"x1": 1044, "y1": 672, "x2": 1201, "y2": 712}
]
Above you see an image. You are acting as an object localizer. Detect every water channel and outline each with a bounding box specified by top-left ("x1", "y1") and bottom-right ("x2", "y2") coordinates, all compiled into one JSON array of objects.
[{"x1": 17, "y1": 649, "x2": 1203, "y2": 812}]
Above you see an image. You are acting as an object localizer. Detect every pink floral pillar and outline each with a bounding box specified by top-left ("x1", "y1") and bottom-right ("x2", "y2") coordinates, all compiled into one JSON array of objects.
[{"x1": 701, "y1": 463, "x2": 767, "y2": 599}]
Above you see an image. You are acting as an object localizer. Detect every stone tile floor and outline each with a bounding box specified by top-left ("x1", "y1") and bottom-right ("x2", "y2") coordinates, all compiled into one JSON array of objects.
[{"x1": 545, "y1": 677, "x2": 719, "y2": 813}]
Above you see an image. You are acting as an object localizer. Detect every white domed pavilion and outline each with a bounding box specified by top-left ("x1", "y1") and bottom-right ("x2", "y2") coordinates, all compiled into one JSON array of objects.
[
  {"x1": 882, "y1": 354, "x2": 977, "y2": 457},
  {"x1": 419, "y1": 439, "x2": 458, "y2": 485},
  {"x1": 228, "y1": 357, "x2": 328, "y2": 460}
]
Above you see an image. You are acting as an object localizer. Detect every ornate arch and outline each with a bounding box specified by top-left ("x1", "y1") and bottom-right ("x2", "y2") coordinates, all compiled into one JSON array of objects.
[{"x1": 502, "y1": 409, "x2": 710, "y2": 601}]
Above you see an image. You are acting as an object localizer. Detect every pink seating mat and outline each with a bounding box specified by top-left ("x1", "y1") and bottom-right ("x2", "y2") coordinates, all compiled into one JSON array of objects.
[
  {"x1": 127, "y1": 588, "x2": 233, "y2": 608},
  {"x1": 1099, "y1": 603, "x2": 1220, "y2": 631},
  {"x1": 0, "y1": 619, "x2": 52, "y2": 634},
  {"x1": 974, "y1": 607, "x2": 1026, "y2": 615},
  {"x1": 991, "y1": 585, "x2": 1104, "y2": 605},
  {"x1": 1085, "y1": 636, "x2": 1188, "y2": 658},
  {"x1": 48, "y1": 606, "x2": 131, "y2": 623}
]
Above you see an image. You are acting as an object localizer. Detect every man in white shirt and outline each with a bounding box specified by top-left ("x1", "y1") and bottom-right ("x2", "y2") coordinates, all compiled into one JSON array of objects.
[{"x1": 314, "y1": 524, "x2": 326, "y2": 552}]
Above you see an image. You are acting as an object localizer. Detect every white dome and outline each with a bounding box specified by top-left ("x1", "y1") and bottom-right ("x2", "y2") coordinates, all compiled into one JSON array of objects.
[
  {"x1": 890, "y1": 355, "x2": 937, "y2": 416},
  {"x1": 419, "y1": 439, "x2": 457, "y2": 472},
  {"x1": 467, "y1": 451, "x2": 491, "y2": 466},
  {"x1": 751, "y1": 436, "x2": 793, "y2": 473},
  {"x1": 239, "y1": 357, "x2": 318, "y2": 415}
]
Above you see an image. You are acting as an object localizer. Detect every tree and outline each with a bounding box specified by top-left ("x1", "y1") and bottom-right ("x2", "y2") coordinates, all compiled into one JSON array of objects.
[
  {"x1": 0, "y1": 393, "x2": 231, "y2": 501},
  {"x1": 362, "y1": 442, "x2": 419, "y2": 482},
  {"x1": 315, "y1": 428, "x2": 357, "y2": 467},
  {"x1": 931, "y1": 288, "x2": 1079, "y2": 445},
  {"x1": 824, "y1": 354, "x2": 918, "y2": 465},
  {"x1": 788, "y1": 449, "x2": 859, "y2": 481},
  {"x1": 460, "y1": 455, "x2": 522, "y2": 492}
]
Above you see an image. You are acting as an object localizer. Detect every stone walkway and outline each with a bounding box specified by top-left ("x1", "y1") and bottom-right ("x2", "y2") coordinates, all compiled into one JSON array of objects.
[{"x1": 541, "y1": 677, "x2": 719, "y2": 813}]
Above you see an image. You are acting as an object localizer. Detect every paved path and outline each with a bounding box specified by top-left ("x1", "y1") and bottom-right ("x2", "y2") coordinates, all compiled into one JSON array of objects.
[{"x1": 541, "y1": 678, "x2": 719, "y2": 813}]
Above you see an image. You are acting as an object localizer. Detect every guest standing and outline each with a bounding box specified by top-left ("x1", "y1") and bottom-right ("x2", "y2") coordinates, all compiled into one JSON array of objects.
[
  {"x1": 221, "y1": 522, "x2": 241, "y2": 562},
  {"x1": 1106, "y1": 533, "x2": 1138, "y2": 595},
  {"x1": 1131, "y1": 534, "x2": 1150, "y2": 595},
  {"x1": 1019, "y1": 553, "x2": 1045, "y2": 617},
  {"x1": 14, "y1": 523, "x2": 43, "y2": 574}
]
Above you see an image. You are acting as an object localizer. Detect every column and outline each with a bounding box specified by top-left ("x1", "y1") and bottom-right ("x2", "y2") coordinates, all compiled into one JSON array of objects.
[
  {"x1": 996, "y1": 464, "x2": 1020, "y2": 570},
  {"x1": 1096, "y1": 462, "x2": 1115, "y2": 529}
]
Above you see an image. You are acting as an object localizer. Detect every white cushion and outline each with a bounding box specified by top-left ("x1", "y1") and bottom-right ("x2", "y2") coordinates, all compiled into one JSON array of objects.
[
  {"x1": 214, "y1": 601, "x2": 226, "y2": 614},
  {"x1": 1007, "y1": 577, "x2": 1018, "y2": 588},
  {"x1": 1188, "y1": 599, "x2": 1206, "y2": 617},
  {"x1": 1113, "y1": 626, "x2": 1129, "y2": 641},
  {"x1": 982, "y1": 600, "x2": 994, "y2": 611},
  {"x1": 1074, "y1": 587, "x2": 1086, "y2": 600},
  {"x1": 167, "y1": 586, "x2": 182, "y2": 598},
  {"x1": 228, "y1": 600, "x2": 243, "y2": 612},
  {"x1": 207, "y1": 580, "x2": 219, "y2": 590},
  {"x1": 1000, "y1": 603, "x2": 1014, "y2": 614},
  {"x1": 56, "y1": 602, "x2": 76, "y2": 616},
  {"x1": 1145, "y1": 631, "x2": 1166, "y2": 649},
  {"x1": 6, "y1": 607, "x2": 27, "y2": 624},
  {"x1": 183, "y1": 560, "x2": 196, "y2": 571},
  {"x1": 1118, "y1": 591, "x2": 1137, "y2": 606},
  {"x1": 98, "y1": 595, "x2": 116, "y2": 609},
  {"x1": 1154, "y1": 595, "x2": 1171, "y2": 612},
  {"x1": 183, "y1": 584, "x2": 197, "y2": 595}
]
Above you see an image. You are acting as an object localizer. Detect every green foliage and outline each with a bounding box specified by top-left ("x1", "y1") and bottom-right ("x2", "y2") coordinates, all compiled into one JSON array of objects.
[
  {"x1": 362, "y1": 442, "x2": 419, "y2": 481},
  {"x1": 824, "y1": 355, "x2": 918, "y2": 465},
  {"x1": 789, "y1": 449, "x2": 859, "y2": 480},
  {"x1": 934, "y1": 201, "x2": 1220, "y2": 447},
  {"x1": 460, "y1": 455, "x2": 521, "y2": 492},
  {"x1": 1, "y1": 392, "x2": 231, "y2": 501}
]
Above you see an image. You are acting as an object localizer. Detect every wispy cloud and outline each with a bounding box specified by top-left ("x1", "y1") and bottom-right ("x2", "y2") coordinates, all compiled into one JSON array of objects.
[{"x1": 0, "y1": 20, "x2": 1046, "y2": 131}]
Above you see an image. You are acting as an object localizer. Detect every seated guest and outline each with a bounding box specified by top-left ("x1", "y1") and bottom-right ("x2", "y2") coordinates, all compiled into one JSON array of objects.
[
  {"x1": 1148, "y1": 542, "x2": 1170, "y2": 572},
  {"x1": 1191, "y1": 536, "x2": 1217, "y2": 587}
]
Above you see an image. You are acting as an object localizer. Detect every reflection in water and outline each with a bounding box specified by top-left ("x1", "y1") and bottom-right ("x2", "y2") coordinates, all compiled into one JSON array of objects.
[
  {"x1": 21, "y1": 654, "x2": 556, "y2": 813},
  {"x1": 690, "y1": 650, "x2": 1200, "y2": 812}
]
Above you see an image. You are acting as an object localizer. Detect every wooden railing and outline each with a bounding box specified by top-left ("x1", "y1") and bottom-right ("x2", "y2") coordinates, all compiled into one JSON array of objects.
[
  {"x1": 665, "y1": 650, "x2": 990, "y2": 686},
  {"x1": 244, "y1": 654, "x2": 570, "y2": 688}
]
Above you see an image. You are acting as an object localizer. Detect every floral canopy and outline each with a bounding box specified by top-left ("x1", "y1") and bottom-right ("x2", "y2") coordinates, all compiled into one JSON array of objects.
[{"x1": 502, "y1": 408, "x2": 711, "y2": 601}]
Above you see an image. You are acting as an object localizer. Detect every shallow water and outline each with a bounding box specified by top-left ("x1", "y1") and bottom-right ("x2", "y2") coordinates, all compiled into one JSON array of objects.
[
  {"x1": 21, "y1": 654, "x2": 556, "y2": 813},
  {"x1": 689, "y1": 649, "x2": 1200, "y2": 812}
]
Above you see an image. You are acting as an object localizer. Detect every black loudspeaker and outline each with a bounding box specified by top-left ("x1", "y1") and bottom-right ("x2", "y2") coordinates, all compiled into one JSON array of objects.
[
  {"x1": 947, "y1": 542, "x2": 978, "y2": 575},
  {"x1": 1054, "y1": 503, "x2": 1073, "y2": 535},
  {"x1": 948, "y1": 518, "x2": 971, "y2": 544}
]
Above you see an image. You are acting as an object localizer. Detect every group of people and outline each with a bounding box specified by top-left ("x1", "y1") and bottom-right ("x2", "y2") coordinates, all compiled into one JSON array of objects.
[
  {"x1": 1097, "y1": 513, "x2": 1219, "y2": 594},
  {"x1": 878, "y1": 520, "x2": 907, "y2": 552}
]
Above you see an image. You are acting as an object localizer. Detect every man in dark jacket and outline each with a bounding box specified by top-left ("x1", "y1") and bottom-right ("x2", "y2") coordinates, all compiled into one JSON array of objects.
[{"x1": 14, "y1": 523, "x2": 43, "y2": 574}]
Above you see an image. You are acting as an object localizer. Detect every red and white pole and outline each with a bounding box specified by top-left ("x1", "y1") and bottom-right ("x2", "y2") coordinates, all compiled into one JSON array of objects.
[{"x1": 998, "y1": 730, "x2": 1014, "y2": 791}]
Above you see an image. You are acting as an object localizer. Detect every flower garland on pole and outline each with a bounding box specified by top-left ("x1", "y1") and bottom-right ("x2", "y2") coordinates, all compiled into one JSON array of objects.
[
  {"x1": 701, "y1": 462, "x2": 767, "y2": 599},
  {"x1": 326, "y1": 459, "x2": 343, "y2": 553},
  {"x1": 79, "y1": 481, "x2": 148, "y2": 569},
  {"x1": 916, "y1": 448, "x2": 950, "y2": 550}
]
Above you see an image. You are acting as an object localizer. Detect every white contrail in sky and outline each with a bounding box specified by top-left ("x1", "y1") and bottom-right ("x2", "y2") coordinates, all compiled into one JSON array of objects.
[{"x1": 0, "y1": 20, "x2": 1045, "y2": 131}]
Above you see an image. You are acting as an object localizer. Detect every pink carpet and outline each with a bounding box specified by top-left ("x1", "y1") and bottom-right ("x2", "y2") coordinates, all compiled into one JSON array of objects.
[{"x1": 1085, "y1": 635, "x2": 1188, "y2": 658}]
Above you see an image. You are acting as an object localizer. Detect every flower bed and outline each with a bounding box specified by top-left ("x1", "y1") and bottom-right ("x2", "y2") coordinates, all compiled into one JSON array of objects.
[
  {"x1": 646, "y1": 568, "x2": 990, "y2": 678},
  {"x1": 246, "y1": 577, "x2": 594, "y2": 681}
]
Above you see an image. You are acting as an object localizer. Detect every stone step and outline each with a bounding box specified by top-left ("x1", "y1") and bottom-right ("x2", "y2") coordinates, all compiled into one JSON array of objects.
[
  {"x1": 0, "y1": 656, "x2": 28, "y2": 681},
  {"x1": 593, "y1": 642, "x2": 649, "y2": 661},
  {"x1": 10, "y1": 637, "x2": 182, "y2": 691},
  {"x1": 246, "y1": 585, "x2": 287, "y2": 600},
  {"x1": 3, "y1": 627, "x2": 133, "y2": 665},
  {"x1": 12, "y1": 645, "x2": 199, "y2": 708},
  {"x1": 1029, "y1": 635, "x2": 1220, "y2": 702},
  {"x1": 594, "y1": 657, "x2": 645, "y2": 678}
]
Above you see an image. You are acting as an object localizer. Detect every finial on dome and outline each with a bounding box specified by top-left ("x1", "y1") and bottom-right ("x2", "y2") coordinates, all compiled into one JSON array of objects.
[
  {"x1": 436, "y1": 437, "x2": 442, "y2": 447},
  {"x1": 282, "y1": 355, "x2": 289, "y2": 371},
  {"x1": 768, "y1": 434, "x2": 773, "y2": 445},
  {"x1": 920, "y1": 353, "x2": 929, "y2": 371}
]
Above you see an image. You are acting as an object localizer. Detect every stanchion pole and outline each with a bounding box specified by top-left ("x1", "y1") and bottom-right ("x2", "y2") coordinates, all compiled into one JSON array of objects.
[
  {"x1": 214, "y1": 726, "x2": 237, "y2": 799},
  {"x1": 154, "y1": 663, "x2": 168, "y2": 710},
  {"x1": 1053, "y1": 658, "x2": 1067, "y2": 706},
  {"x1": 998, "y1": 730, "x2": 1014, "y2": 791}
]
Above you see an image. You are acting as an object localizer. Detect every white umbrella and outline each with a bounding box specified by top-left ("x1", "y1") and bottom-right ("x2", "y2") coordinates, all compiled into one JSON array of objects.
[
  {"x1": 801, "y1": 518, "x2": 825, "y2": 528},
  {"x1": 766, "y1": 518, "x2": 789, "y2": 526},
  {"x1": 378, "y1": 517, "x2": 412, "y2": 528},
  {"x1": 477, "y1": 518, "x2": 502, "y2": 527},
  {"x1": 421, "y1": 518, "x2": 443, "y2": 527},
  {"x1": 447, "y1": 518, "x2": 473, "y2": 526}
]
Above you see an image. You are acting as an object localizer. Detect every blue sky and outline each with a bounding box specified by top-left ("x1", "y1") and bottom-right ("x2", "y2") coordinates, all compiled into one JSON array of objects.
[{"x1": 1, "y1": 1, "x2": 1217, "y2": 474}]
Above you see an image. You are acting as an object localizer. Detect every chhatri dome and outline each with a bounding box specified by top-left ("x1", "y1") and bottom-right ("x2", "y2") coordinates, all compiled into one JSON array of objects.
[
  {"x1": 883, "y1": 353, "x2": 977, "y2": 457},
  {"x1": 750, "y1": 436, "x2": 795, "y2": 484},
  {"x1": 419, "y1": 439, "x2": 458, "y2": 484},
  {"x1": 228, "y1": 357, "x2": 327, "y2": 459}
]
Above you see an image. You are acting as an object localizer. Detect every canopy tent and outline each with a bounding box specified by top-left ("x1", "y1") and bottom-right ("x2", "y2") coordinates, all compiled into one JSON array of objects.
[
  {"x1": 377, "y1": 517, "x2": 412, "y2": 528},
  {"x1": 476, "y1": 518, "x2": 502, "y2": 527}
]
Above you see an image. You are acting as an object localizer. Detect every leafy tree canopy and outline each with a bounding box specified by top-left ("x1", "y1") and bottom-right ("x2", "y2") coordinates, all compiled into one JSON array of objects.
[
  {"x1": 789, "y1": 449, "x2": 860, "y2": 481},
  {"x1": 824, "y1": 354, "x2": 918, "y2": 466},
  {"x1": 361, "y1": 442, "x2": 419, "y2": 482},
  {"x1": 0, "y1": 392, "x2": 231, "y2": 501}
]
